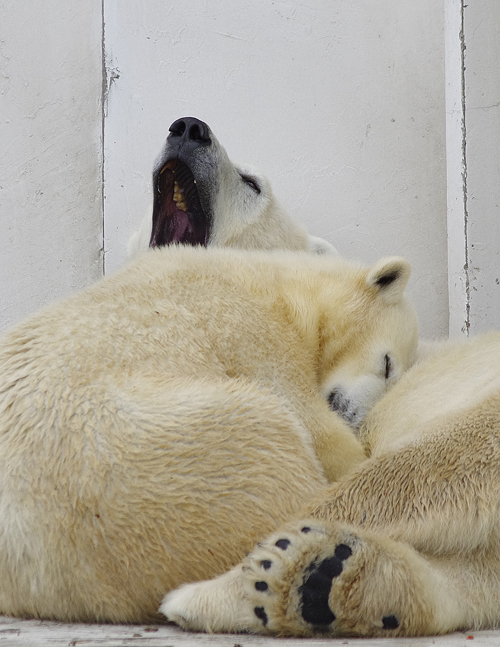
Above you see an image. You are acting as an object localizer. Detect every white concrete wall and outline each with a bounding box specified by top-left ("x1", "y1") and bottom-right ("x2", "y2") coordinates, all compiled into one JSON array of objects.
[
  {"x1": 103, "y1": 0, "x2": 448, "y2": 339},
  {"x1": 7, "y1": 1, "x2": 497, "y2": 342},
  {"x1": 0, "y1": 1, "x2": 103, "y2": 333}
]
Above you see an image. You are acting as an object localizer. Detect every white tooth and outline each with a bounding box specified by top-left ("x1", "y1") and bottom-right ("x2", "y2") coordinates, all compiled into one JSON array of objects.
[{"x1": 176, "y1": 202, "x2": 187, "y2": 212}]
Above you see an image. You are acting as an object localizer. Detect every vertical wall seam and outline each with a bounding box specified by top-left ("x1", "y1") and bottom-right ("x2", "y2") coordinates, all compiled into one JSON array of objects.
[
  {"x1": 460, "y1": 0, "x2": 470, "y2": 335},
  {"x1": 101, "y1": 0, "x2": 107, "y2": 276}
]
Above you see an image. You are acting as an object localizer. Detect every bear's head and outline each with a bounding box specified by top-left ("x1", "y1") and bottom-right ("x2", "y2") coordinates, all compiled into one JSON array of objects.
[
  {"x1": 319, "y1": 256, "x2": 418, "y2": 432},
  {"x1": 128, "y1": 117, "x2": 337, "y2": 259}
]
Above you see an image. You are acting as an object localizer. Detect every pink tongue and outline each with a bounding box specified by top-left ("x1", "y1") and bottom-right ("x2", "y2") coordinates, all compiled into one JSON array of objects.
[{"x1": 173, "y1": 210, "x2": 191, "y2": 242}]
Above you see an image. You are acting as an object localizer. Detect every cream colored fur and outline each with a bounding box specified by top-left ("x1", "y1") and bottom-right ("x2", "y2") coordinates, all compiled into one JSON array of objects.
[
  {"x1": 0, "y1": 245, "x2": 417, "y2": 622},
  {"x1": 163, "y1": 332, "x2": 500, "y2": 637}
]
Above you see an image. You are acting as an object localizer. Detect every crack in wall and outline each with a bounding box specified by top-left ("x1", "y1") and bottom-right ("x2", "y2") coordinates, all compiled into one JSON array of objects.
[
  {"x1": 101, "y1": 2, "x2": 122, "y2": 276},
  {"x1": 460, "y1": 0, "x2": 470, "y2": 336}
]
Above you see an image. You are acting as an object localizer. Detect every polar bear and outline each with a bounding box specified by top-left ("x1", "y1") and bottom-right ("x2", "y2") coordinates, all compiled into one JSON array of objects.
[
  {"x1": 0, "y1": 245, "x2": 417, "y2": 622},
  {"x1": 162, "y1": 331, "x2": 500, "y2": 637},
  {"x1": 127, "y1": 117, "x2": 336, "y2": 257}
]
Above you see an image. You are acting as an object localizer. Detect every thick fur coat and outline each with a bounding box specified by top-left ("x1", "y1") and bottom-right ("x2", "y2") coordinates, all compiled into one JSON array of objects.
[{"x1": 0, "y1": 245, "x2": 417, "y2": 622}]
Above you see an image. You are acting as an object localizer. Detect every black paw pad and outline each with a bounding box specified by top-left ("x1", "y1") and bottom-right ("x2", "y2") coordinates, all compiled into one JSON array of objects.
[
  {"x1": 316, "y1": 555, "x2": 343, "y2": 580},
  {"x1": 334, "y1": 544, "x2": 352, "y2": 561},
  {"x1": 299, "y1": 555, "x2": 345, "y2": 626},
  {"x1": 255, "y1": 581, "x2": 268, "y2": 592},
  {"x1": 260, "y1": 560, "x2": 272, "y2": 570},
  {"x1": 382, "y1": 615, "x2": 400, "y2": 630},
  {"x1": 254, "y1": 606, "x2": 268, "y2": 626},
  {"x1": 275, "y1": 538, "x2": 291, "y2": 550}
]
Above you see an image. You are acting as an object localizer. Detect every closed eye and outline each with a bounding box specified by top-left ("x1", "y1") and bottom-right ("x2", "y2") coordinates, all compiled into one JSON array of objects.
[
  {"x1": 384, "y1": 354, "x2": 392, "y2": 380},
  {"x1": 240, "y1": 174, "x2": 261, "y2": 194}
]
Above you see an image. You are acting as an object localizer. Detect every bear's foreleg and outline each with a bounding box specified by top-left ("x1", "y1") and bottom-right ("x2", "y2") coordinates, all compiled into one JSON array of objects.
[
  {"x1": 160, "y1": 518, "x2": 471, "y2": 636},
  {"x1": 307, "y1": 402, "x2": 500, "y2": 556},
  {"x1": 162, "y1": 517, "x2": 500, "y2": 636}
]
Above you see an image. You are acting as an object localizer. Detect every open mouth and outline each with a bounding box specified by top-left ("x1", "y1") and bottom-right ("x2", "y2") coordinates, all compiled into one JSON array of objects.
[{"x1": 149, "y1": 160, "x2": 210, "y2": 247}]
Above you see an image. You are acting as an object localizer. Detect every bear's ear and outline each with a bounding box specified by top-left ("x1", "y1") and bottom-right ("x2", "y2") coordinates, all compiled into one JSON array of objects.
[{"x1": 366, "y1": 257, "x2": 411, "y2": 304}]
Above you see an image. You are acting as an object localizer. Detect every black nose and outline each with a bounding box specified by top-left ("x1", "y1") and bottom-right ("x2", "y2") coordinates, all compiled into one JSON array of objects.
[
  {"x1": 168, "y1": 117, "x2": 211, "y2": 147},
  {"x1": 328, "y1": 389, "x2": 347, "y2": 414}
]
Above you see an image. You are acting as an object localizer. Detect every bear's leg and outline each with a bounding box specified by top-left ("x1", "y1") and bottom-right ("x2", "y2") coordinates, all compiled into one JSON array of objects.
[
  {"x1": 307, "y1": 403, "x2": 500, "y2": 557},
  {"x1": 162, "y1": 405, "x2": 500, "y2": 635},
  {"x1": 162, "y1": 518, "x2": 469, "y2": 636}
]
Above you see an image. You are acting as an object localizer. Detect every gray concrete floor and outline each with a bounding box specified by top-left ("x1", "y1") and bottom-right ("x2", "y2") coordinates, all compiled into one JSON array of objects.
[{"x1": 0, "y1": 616, "x2": 497, "y2": 647}]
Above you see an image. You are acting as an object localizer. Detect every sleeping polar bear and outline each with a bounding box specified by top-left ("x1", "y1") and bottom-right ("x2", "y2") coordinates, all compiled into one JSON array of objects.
[
  {"x1": 0, "y1": 246, "x2": 417, "y2": 622},
  {"x1": 163, "y1": 331, "x2": 500, "y2": 637},
  {"x1": 127, "y1": 116, "x2": 336, "y2": 257}
]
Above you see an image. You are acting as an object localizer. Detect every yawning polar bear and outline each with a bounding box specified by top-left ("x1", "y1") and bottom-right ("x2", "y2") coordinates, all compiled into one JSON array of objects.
[
  {"x1": 128, "y1": 117, "x2": 336, "y2": 257},
  {"x1": 0, "y1": 246, "x2": 417, "y2": 622}
]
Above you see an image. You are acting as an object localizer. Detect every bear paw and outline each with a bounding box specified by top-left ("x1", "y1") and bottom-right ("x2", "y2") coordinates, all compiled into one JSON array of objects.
[{"x1": 242, "y1": 519, "x2": 427, "y2": 637}]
